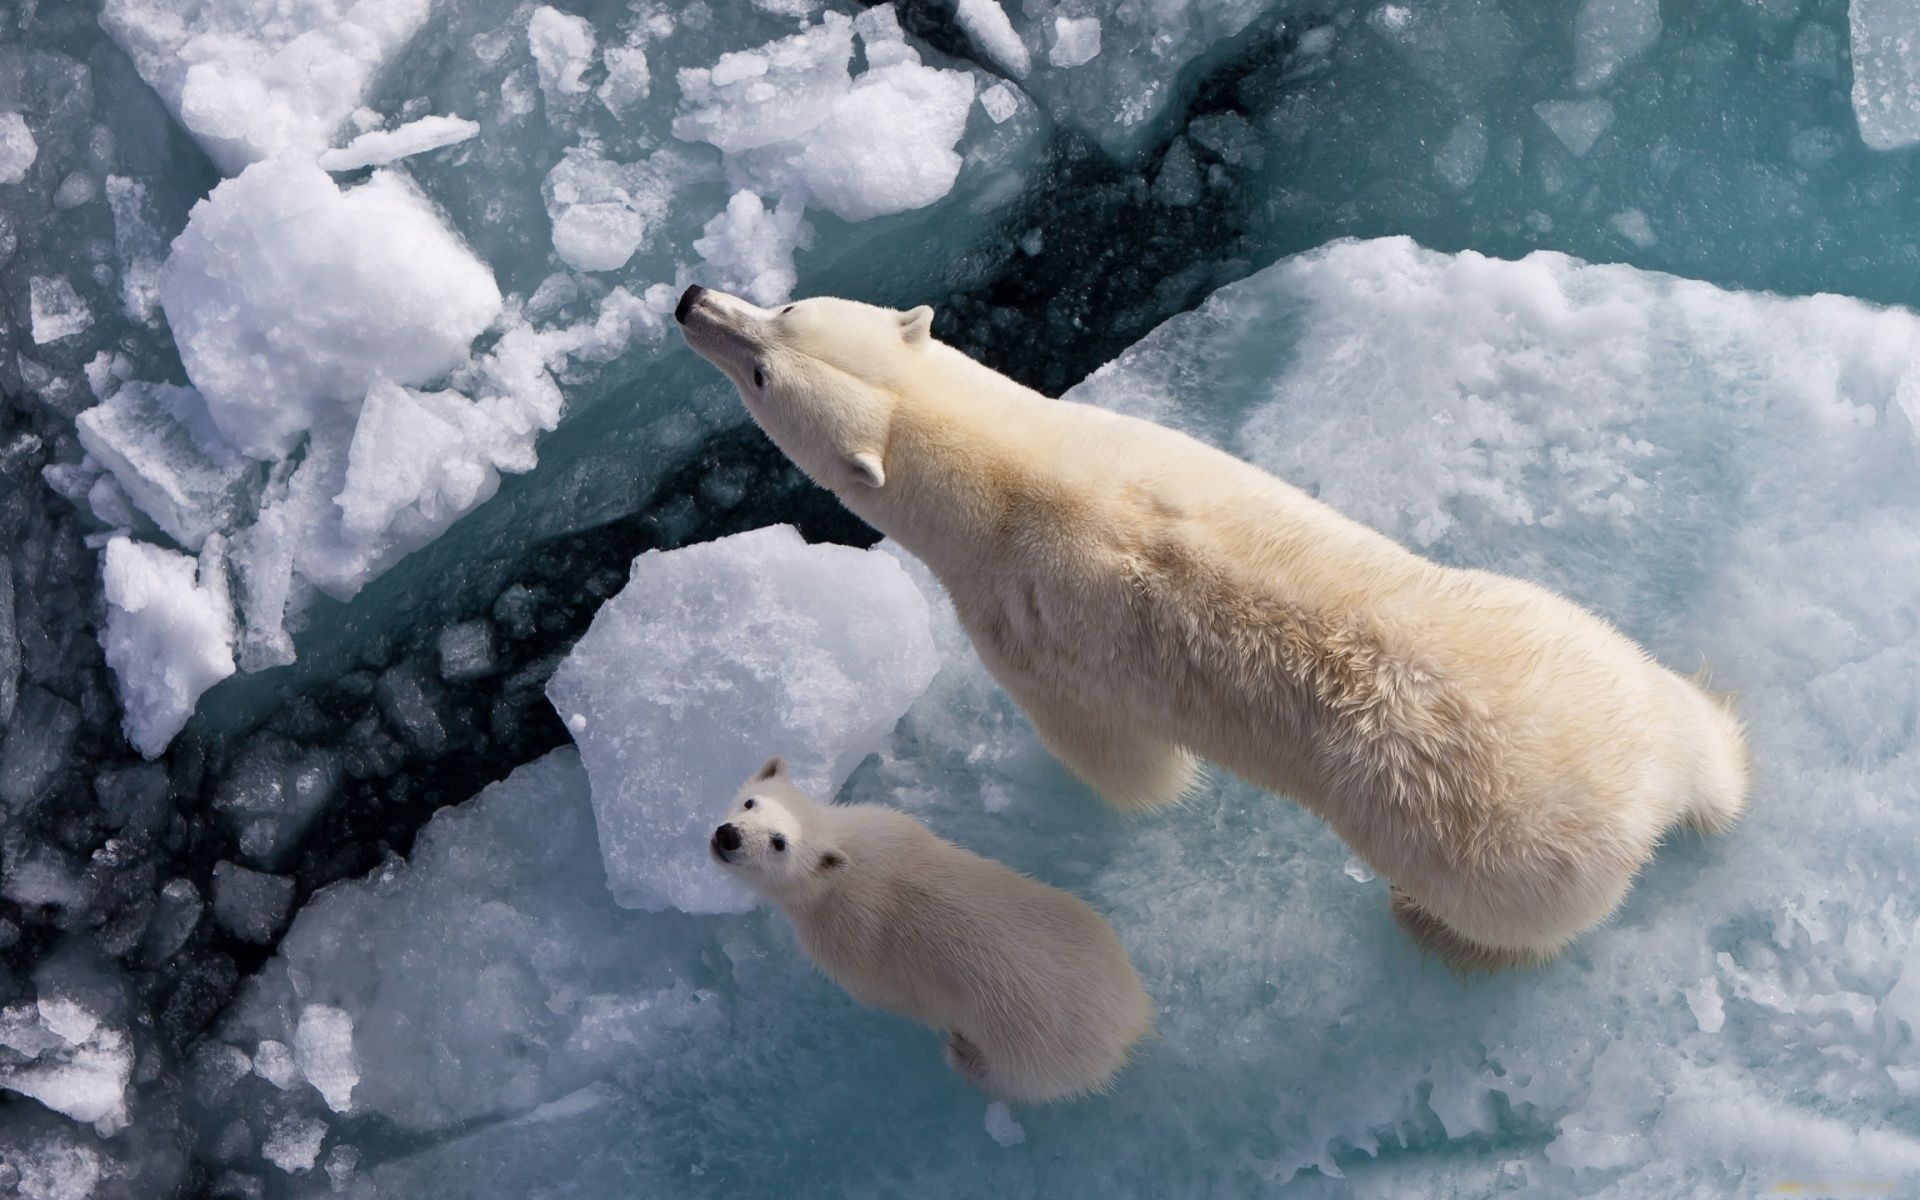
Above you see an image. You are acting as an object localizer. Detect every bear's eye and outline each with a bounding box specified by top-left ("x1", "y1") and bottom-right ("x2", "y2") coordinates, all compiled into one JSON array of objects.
[
  {"x1": 742, "y1": 798, "x2": 755, "y2": 810},
  {"x1": 770, "y1": 835, "x2": 787, "y2": 852},
  {"x1": 752, "y1": 366, "x2": 766, "y2": 389},
  {"x1": 781, "y1": 305, "x2": 795, "y2": 315}
]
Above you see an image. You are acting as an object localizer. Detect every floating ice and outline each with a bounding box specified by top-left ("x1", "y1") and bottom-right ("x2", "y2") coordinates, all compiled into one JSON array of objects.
[
  {"x1": 293, "y1": 1005, "x2": 358, "y2": 1113},
  {"x1": 1049, "y1": 16, "x2": 1102, "y2": 68},
  {"x1": 983, "y1": 1101, "x2": 1025, "y2": 1147},
  {"x1": 99, "y1": 536, "x2": 236, "y2": 759},
  {"x1": 692, "y1": 190, "x2": 809, "y2": 306},
  {"x1": 75, "y1": 381, "x2": 256, "y2": 551},
  {"x1": 160, "y1": 156, "x2": 504, "y2": 462},
  {"x1": 545, "y1": 525, "x2": 940, "y2": 913},
  {"x1": 673, "y1": 13, "x2": 855, "y2": 154},
  {"x1": 1850, "y1": 0, "x2": 1920, "y2": 150},
  {"x1": 1432, "y1": 114, "x2": 1488, "y2": 190},
  {"x1": 262, "y1": 1115, "x2": 327, "y2": 1173},
  {"x1": 28, "y1": 277, "x2": 89, "y2": 344},
  {"x1": 955, "y1": 0, "x2": 1030, "y2": 77},
  {"x1": 528, "y1": 6, "x2": 597, "y2": 109},
  {"x1": 0, "y1": 111, "x2": 36, "y2": 183},
  {"x1": 0, "y1": 997, "x2": 133, "y2": 1136},
  {"x1": 317, "y1": 115, "x2": 481, "y2": 171},
  {"x1": 101, "y1": 0, "x2": 435, "y2": 172}
]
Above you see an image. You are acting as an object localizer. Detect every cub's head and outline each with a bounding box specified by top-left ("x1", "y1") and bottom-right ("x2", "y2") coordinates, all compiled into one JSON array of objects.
[
  {"x1": 710, "y1": 756, "x2": 847, "y2": 901},
  {"x1": 675, "y1": 285, "x2": 935, "y2": 496}
]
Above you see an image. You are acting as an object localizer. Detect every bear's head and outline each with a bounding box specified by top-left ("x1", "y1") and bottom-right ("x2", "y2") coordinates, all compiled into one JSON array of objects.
[
  {"x1": 710, "y1": 755, "x2": 847, "y2": 902},
  {"x1": 675, "y1": 285, "x2": 934, "y2": 496}
]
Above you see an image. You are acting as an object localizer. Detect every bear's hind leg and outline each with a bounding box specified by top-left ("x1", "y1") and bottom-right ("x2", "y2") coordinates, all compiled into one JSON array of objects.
[{"x1": 1389, "y1": 886, "x2": 1549, "y2": 974}]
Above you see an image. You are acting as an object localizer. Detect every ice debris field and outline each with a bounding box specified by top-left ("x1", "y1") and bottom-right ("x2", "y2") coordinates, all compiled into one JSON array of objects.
[{"x1": 2, "y1": 0, "x2": 1920, "y2": 1195}]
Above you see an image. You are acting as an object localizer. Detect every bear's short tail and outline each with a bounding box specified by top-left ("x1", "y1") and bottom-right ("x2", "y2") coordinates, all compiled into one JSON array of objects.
[{"x1": 1679, "y1": 674, "x2": 1750, "y2": 835}]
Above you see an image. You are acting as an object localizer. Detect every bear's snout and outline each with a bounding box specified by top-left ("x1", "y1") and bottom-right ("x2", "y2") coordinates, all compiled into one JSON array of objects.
[
  {"x1": 711, "y1": 822, "x2": 742, "y2": 859},
  {"x1": 676, "y1": 284, "x2": 706, "y2": 325}
]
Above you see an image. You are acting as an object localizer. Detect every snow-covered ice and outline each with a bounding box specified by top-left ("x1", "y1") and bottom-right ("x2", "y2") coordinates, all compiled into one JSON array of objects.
[
  {"x1": 315, "y1": 116, "x2": 480, "y2": 172},
  {"x1": 1850, "y1": 0, "x2": 1920, "y2": 149},
  {"x1": 545, "y1": 525, "x2": 940, "y2": 913}
]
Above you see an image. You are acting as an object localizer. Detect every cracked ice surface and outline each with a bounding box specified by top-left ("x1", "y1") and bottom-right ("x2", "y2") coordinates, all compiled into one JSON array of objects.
[{"x1": 203, "y1": 239, "x2": 1920, "y2": 1195}]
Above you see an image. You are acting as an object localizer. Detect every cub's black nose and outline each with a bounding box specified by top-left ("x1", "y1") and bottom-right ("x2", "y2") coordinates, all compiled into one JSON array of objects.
[
  {"x1": 676, "y1": 284, "x2": 706, "y2": 325},
  {"x1": 713, "y1": 822, "x2": 742, "y2": 852}
]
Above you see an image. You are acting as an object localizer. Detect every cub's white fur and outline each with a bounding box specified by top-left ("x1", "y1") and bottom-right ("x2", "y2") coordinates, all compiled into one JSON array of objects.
[
  {"x1": 679, "y1": 288, "x2": 1750, "y2": 971},
  {"x1": 710, "y1": 757, "x2": 1152, "y2": 1103}
]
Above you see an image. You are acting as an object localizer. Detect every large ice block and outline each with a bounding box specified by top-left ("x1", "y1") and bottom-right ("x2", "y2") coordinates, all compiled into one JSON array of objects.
[{"x1": 545, "y1": 525, "x2": 940, "y2": 913}]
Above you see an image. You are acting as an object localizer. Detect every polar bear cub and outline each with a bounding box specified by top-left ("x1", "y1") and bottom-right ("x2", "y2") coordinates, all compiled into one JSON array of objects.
[
  {"x1": 710, "y1": 757, "x2": 1153, "y2": 1104},
  {"x1": 677, "y1": 285, "x2": 1751, "y2": 973}
]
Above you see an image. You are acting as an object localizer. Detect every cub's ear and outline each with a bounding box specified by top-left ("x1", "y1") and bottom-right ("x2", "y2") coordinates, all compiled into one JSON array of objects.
[
  {"x1": 845, "y1": 450, "x2": 886, "y2": 488},
  {"x1": 898, "y1": 305, "x2": 933, "y2": 343},
  {"x1": 750, "y1": 755, "x2": 788, "y2": 783},
  {"x1": 816, "y1": 847, "x2": 847, "y2": 875}
]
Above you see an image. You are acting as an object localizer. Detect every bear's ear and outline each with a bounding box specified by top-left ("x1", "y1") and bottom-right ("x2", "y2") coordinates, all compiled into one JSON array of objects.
[
  {"x1": 898, "y1": 305, "x2": 934, "y2": 344},
  {"x1": 845, "y1": 450, "x2": 886, "y2": 489},
  {"x1": 751, "y1": 755, "x2": 787, "y2": 783},
  {"x1": 816, "y1": 847, "x2": 847, "y2": 875}
]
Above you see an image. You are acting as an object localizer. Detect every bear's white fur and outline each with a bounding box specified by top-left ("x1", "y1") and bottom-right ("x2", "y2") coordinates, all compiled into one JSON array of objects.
[
  {"x1": 711, "y1": 757, "x2": 1153, "y2": 1103},
  {"x1": 679, "y1": 288, "x2": 1750, "y2": 971}
]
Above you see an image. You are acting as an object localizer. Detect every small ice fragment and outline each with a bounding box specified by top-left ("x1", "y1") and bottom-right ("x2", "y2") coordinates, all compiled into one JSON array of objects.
[
  {"x1": 1342, "y1": 856, "x2": 1375, "y2": 883},
  {"x1": 954, "y1": 0, "x2": 1030, "y2": 77},
  {"x1": 985, "y1": 1101, "x2": 1025, "y2": 1146},
  {"x1": 0, "y1": 112, "x2": 36, "y2": 183},
  {"x1": 1049, "y1": 16, "x2": 1102, "y2": 68},
  {"x1": 979, "y1": 82, "x2": 1020, "y2": 124},
  {"x1": 317, "y1": 116, "x2": 480, "y2": 171},
  {"x1": 528, "y1": 6, "x2": 597, "y2": 106},
  {"x1": 437, "y1": 620, "x2": 497, "y2": 682},
  {"x1": 1433, "y1": 115, "x2": 1488, "y2": 190},
  {"x1": 294, "y1": 1005, "x2": 358, "y2": 1113},
  {"x1": 262, "y1": 1115, "x2": 328, "y2": 1173},
  {"x1": 29, "y1": 277, "x2": 90, "y2": 344},
  {"x1": 1572, "y1": 0, "x2": 1661, "y2": 91},
  {"x1": 1850, "y1": 0, "x2": 1920, "y2": 149},
  {"x1": 100, "y1": 537, "x2": 237, "y2": 758},
  {"x1": 253, "y1": 1039, "x2": 298, "y2": 1088},
  {"x1": 1684, "y1": 980, "x2": 1725, "y2": 1033}
]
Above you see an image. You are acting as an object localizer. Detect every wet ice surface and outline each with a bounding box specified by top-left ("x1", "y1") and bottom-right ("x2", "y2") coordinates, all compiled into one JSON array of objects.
[{"x1": 6, "y1": 0, "x2": 1920, "y2": 1196}]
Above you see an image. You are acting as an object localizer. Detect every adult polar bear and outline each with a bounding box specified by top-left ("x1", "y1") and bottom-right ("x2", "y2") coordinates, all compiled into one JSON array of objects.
[{"x1": 675, "y1": 284, "x2": 1749, "y2": 971}]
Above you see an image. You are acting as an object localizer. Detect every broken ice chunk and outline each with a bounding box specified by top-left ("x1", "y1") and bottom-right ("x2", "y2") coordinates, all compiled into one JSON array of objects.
[
  {"x1": 0, "y1": 111, "x2": 36, "y2": 183},
  {"x1": 212, "y1": 862, "x2": 295, "y2": 944},
  {"x1": 1850, "y1": 0, "x2": 1920, "y2": 150},
  {"x1": 28, "y1": 277, "x2": 89, "y2": 344},
  {"x1": 294, "y1": 1005, "x2": 358, "y2": 1113},
  {"x1": 954, "y1": 0, "x2": 1030, "y2": 77},
  {"x1": 75, "y1": 381, "x2": 257, "y2": 551},
  {"x1": 99, "y1": 536, "x2": 237, "y2": 758},
  {"x1": 262, "y1": 1115, "x2": 327, "y2": 1173},
  {"x1": 797, "y1": 21, "x2": 976, "y2": 223},
  {"x1": 673, "y1": 13, "x2": 855, "y2": 153},
  {"x1": 1049, "y1": 16, "x2": 1102, "y2": 68},
  {"x1": 0, "y1": 997, "x2": 133, "y2": 1135},
  {"x1": 437, "y1": 620, "x2": 497, "y2": 682},
  {"x1": 692, "y1": 190, "x2": 809, "y2": 307},
  {"x1": 101, "y1": 0, "x2": 434, "y2": 172},
  {"x1": 529, "y1": 6, "x2": 597, "y2": 108},
  {"x1": 545, "y1": 525, "x2": 940, "y2": 913},
  {"x1": 317, "y1": 115, "x2": 480, "y2": 171},
  {"x1": 160, "y1": 157, "x2": 504, "y2": 461},
  {"x1": 336, "y1": 379, "x2": 501, "y2": 541}
]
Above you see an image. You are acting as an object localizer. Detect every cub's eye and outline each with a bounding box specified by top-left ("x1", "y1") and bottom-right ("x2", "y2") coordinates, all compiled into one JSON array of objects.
[
  {"x1": 770, "y1": 835, "x2": 787, "y2": 852},
  {"x1": 742, "y1": 798, "x2": 756, "y2": 810},
  {"x1": 752, "y1": 366, "x2": 766, "y2": 388},
  {"x1": 781, "y1": 305, "x2": 795, "y2": 315}
]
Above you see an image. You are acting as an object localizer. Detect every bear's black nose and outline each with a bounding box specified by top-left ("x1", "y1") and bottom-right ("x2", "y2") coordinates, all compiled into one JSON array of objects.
[
  {"x1": 713, "y1": 822, "x2": 742, "y2": 852},
  {"x1": 676, "y1": 284, "x2": 706, "y2": 325}
]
